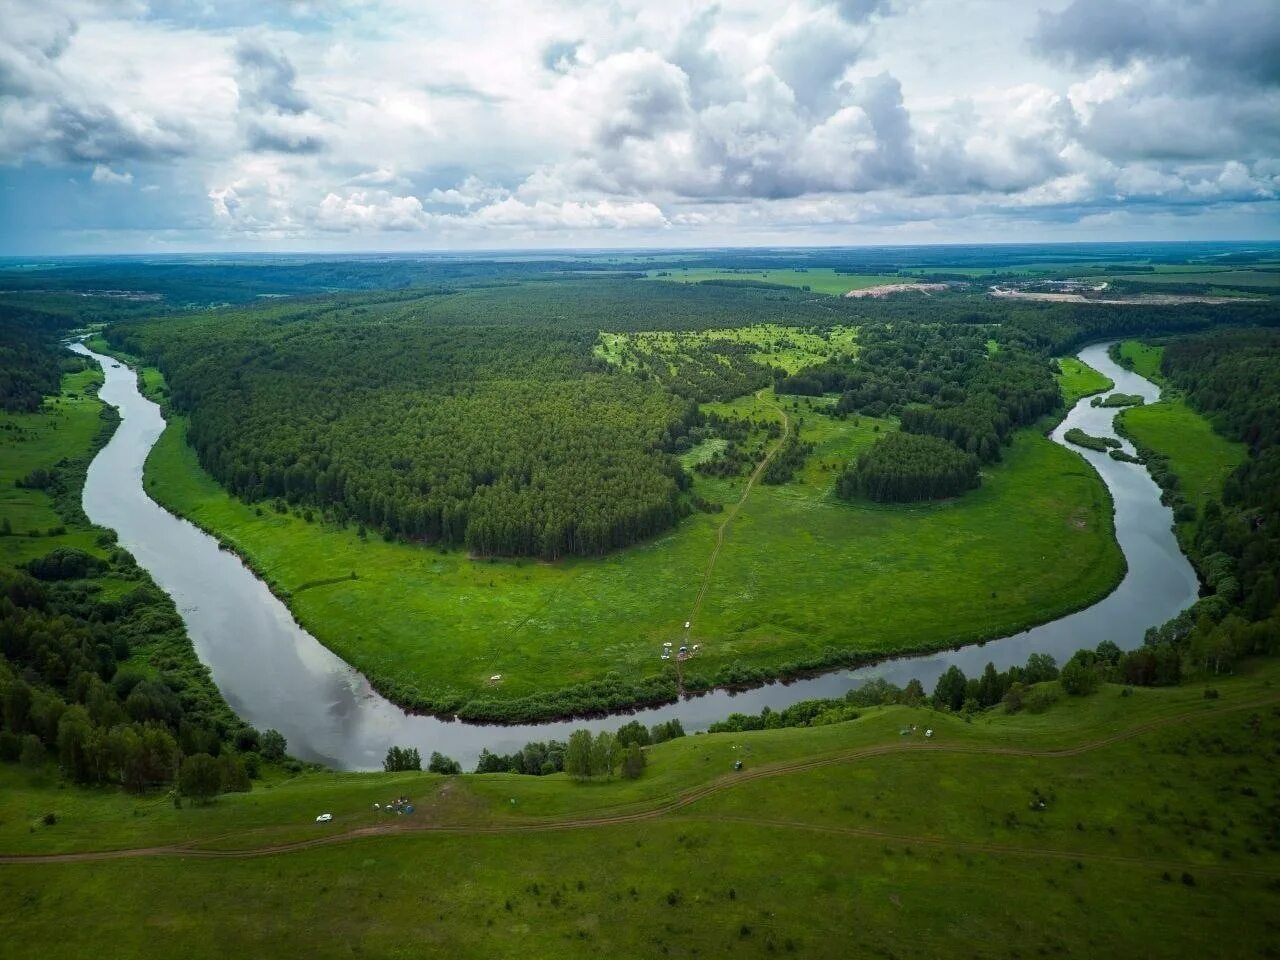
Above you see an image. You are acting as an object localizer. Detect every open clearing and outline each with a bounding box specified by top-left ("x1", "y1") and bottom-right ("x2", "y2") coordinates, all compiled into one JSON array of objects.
[
  {"x1": 1057, "y1": 356, "x2": 1113, "y2": 403},
  {"x1": 596, "y1": 323, "x2": 857, "y2": 376},
  {"x1": 3, "y1": 661, "x2": 1279, "y2": 958}
]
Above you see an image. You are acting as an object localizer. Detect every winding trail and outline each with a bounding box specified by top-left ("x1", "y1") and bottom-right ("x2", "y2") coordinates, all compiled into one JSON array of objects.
[
  {"x1": 5, "y1": 694, "x2": 1275, "y2": 873},
  {"x1": 686, "y1": 389, "x2": 791, "y2": 633}
]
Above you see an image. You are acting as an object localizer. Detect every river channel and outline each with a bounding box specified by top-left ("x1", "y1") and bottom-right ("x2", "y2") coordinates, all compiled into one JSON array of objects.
[{"x1": 70, "y1": 340, "x2": 1198, "y2": 770}]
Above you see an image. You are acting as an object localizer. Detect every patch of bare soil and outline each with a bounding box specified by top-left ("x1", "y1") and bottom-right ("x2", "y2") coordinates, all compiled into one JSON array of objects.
[{"x1": 844, "y1": 282, "x2": 949, "y2": 298}]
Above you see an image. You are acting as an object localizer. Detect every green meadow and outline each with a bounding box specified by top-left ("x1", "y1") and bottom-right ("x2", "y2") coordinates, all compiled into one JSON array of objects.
[
  {"x1": 135, "y1": 342, "x2": 1124, "y2": 713},
  {"x1": 1121, "y1": 402, "x2": 1245, "y2": 513},
  {"x1": 596, "y1": 323, "x2": 858, "y2": 375},
  {"x1": 1057, "y1": 356, "x2": 1113, "y2": 403},
  {"x1": 3, "y1": 660, "x2": 1278, "y2": 959},
  {"x1": 1117, "y1": 340, "x2": 1166, "y2": 382},
  {"x1": 647, "y1": 266, "x2": 893, "y2": 295},
  {"x1": 0, "y1": 365, "x2": 136, "y2": 601}
]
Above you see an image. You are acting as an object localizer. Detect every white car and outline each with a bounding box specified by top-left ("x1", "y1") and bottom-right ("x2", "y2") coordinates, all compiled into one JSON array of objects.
[{"x1": 315, "y1": 813, "x2": 333, "y2": 823}]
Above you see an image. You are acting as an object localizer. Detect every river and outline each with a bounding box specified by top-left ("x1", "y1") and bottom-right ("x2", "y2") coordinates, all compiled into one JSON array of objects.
[{"x1": 70, "y1": 341, "x2": 1198, "y2": 770}]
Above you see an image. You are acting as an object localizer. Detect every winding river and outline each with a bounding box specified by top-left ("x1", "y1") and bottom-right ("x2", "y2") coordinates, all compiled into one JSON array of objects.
[{"x1": 71, "y1": 341, "x2": 1198, "y2": 771}]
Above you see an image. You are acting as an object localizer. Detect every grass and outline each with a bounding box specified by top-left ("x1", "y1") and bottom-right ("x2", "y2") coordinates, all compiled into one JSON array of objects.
[
  {"x1": 141, "y1": 357, "x2": 1124, "y2": 713},
  {"x1": 597, "y1": 324, "x2": 857, "y2": 375},
  {"x1": 1117, "y1": 340, "x2": 1165, "y2": 382},
  {"x1": 2, "y1": 659, "x2": 1279, "y2": 958},
  {"x1": 1120, "y1": 400, "x2": 1246, "y2": 511},
  {"x1": 647, "y1": 267, "x2": 895, "y2": 295},
  {"x1": 0, "y1": 366, "x2": 126, "y2": 578},
  {"x1": 1108, "y1": 269, "x2": 1280, "y2": 290},
  {"x1": 1057, "y1": 356, "x2": 1112, "y2": 404}
]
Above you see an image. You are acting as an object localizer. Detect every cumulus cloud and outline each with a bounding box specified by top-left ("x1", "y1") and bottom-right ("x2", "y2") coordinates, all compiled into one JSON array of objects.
[{"x1": 1, "y1": 0, "x2": 1277, "y2": 249}]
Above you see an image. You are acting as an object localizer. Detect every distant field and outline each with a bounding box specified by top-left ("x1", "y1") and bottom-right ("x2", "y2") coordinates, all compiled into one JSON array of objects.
[
  {"x1": 647, "y1": 267, "x2": 894, "y2": 295},
  {"x1": 140, "y1": 363, "x2": 1122, "y2": 712},
  {"x1": 3, "y1": 659, "x2": 1278, "y2": 958},
  {"x1": 1109, "y1": 269, "x2": 1280, "y2": 289}
]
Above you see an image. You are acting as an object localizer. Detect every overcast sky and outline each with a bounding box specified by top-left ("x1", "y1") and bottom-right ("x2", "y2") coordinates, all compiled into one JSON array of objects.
[{"x1": 1, "y1": 0, "x2": 1278, "y2": 253}]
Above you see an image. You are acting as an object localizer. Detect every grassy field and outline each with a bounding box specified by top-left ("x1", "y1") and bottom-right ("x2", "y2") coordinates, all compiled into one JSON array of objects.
[
  {"x1": 1117, "y1": 340, "x2": 1166, "y2": 382},
  {"x1": 138, "y1": 336, "x2": 1124, "y2": 713},
  {"x1": 647, "y1": 267, "x2": 894, "y2": 295},
  {"x1": 1057, "y1": 356, "x2": 1113, "y2": 403},
  {"x1": 596, "y1": 324, "x2": 858, "y2": 375},
  {"x1": 0, "y1": 365, "x2": 138, "y2": 600},
  {"x1": 3, "y1": 659, "x2": 1279, "y2": 958},
  {"x1": 1121, "y1": 401, "x2": 1247, "y2": 511},
  {"x1": 1108, "y1": 269, "x2": 1280, "y2": 290}
]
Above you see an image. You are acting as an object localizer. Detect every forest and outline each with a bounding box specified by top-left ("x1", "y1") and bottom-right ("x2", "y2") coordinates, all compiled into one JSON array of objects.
[{"x1": 106, "y1": 277, "x2": 1280, "y2": 555}]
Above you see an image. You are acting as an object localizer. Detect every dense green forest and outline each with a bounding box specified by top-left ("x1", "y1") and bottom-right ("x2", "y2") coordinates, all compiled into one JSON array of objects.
[{"x1": 837, "y1": 432, "x2": 980, "y2": 503}]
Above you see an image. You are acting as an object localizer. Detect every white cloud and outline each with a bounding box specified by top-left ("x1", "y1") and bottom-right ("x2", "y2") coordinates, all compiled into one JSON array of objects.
[{"x1": 90, "y1": 162, "x2": 131, "y2": 184}]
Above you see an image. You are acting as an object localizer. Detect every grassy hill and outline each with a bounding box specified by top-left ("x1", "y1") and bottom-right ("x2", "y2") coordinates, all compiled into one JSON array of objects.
[{"x1": 2, "y1": 662, "x2": 1279, "y2": 958}]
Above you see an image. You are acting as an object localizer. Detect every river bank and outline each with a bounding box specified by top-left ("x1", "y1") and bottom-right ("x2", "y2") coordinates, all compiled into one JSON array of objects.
[{"x1": 70, "y1": 341, "x2": 1195, "y2": 770}]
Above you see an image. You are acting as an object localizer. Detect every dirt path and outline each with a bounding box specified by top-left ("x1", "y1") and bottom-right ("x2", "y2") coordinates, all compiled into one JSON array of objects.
[
  {"x1": 685, "y1": 389, "x2": 791, "y2": 637},
  {"x1": 4, "y1": 695, "x2": 1275, "y2": 869}
]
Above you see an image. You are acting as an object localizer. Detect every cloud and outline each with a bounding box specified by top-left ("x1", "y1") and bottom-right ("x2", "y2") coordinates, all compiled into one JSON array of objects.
[
  {"x1": 1035, "y1": 0, "x2": 1280, "y2": 87},
  {"x1": 233, "y1": 35, "x2": 326, "y2": 153},
  {"x1": 767, "y1": 7, "x2": 865, "y2": 114},
  {"x1": 91, "y1": 163, "x2": 132, "y2": 184},
  {"x1": 234, "y1": 37, "x2": 309, "y2": 114},
  {"x1": 316, "y1": 189, "x2": 429, "y2": 231},
  {"x1": 540, "y1": 39, "x2": 581, "y2": 74},
  {"x1": 2, "y1": 0, "x2": 1277, "y2": 250},
  {"x1": 832, "y1": 0, "x2": 892, "y2": 23}
]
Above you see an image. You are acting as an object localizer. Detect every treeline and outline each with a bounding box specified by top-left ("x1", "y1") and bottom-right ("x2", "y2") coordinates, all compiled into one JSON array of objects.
[
  {"x1": 1157, "y1": 329, "x2": 1280, "y2": 631},
  {"x1": 473, "y1": 718, "x2": 684, "y2": 776},
  {"x1": 776, "y1": 312, "x2": 1058, "y2": 503},
  {"x1": 0, "y1": 303, "x2": 87, "y2": 411},
  {"x1": 1, "y1": 537, "x2": 267, "y2": 795},
  {"x1": 760, "y1": 430, "x2": 813, "y2": 485},
  {"x1": 837, "y1": 433, "x2": 979, "y2": 503}
]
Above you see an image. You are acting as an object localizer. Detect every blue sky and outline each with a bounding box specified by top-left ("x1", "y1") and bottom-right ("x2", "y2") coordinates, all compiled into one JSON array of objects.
[{"x1": 1, "y1": 0, "x2": 1277, "y2": 253}]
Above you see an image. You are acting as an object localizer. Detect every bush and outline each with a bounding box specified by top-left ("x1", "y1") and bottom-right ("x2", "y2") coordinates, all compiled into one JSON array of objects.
[
  {"x1": 1024, "y1": 687, "x2": 1059, "y2": 714},
  {"x1": 428, "y1": 751, "x2": 461, "y2": 774},
  {"x1": 178, "y1": 753, "x2": 221, "y2": 803},
  {"x1": 384, "y1": 745, "x2": 421, "y2": 772},
  {"x1": 25, "y1": 547, "x2": 106, "y2": 581},
  {"x1": 1060, "y1": 658, "x2": 1100, "y2": 696}
]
